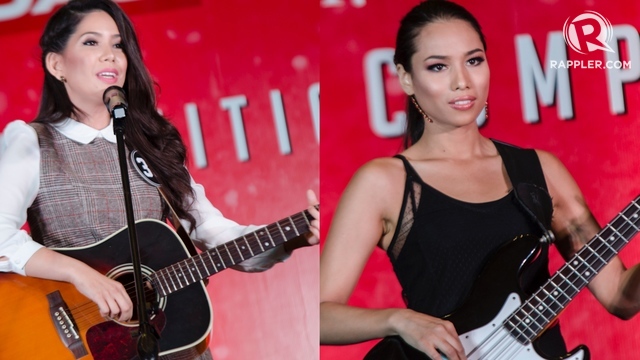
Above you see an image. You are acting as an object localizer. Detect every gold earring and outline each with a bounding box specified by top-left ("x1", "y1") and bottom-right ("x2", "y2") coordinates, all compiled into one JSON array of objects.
[
  {"x1": 484, "y1": 101, "x2": 489, "y2": 121},
  {"x1": 410, "y1": 95, "x2": 433, "y2": 123},
  {"x1": 60, "y1": 76, "x2": 67, "y2": 83}
]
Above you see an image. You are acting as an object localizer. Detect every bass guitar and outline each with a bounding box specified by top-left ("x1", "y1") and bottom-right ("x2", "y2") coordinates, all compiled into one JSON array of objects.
[
  {"x1": 365, "y1": 196, "x2": 640, "y2": 360},
  {"x1": 0, "y1": 208, "x2": 316, "y2": 360}
]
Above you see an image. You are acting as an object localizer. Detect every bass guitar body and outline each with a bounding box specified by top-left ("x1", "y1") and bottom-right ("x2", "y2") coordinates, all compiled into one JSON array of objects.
[{"x1": 365, "y1": 235, "x2": 589, "y2": 360}]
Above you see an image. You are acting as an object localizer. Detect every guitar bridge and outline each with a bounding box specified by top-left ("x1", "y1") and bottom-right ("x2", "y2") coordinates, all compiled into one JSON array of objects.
[{"x1": 47, "y1": 290, "x2": 88, "y2": 359}]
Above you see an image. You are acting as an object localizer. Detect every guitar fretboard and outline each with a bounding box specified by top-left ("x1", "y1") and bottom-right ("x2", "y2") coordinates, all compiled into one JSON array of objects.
[
  {"x1": 151, "y1": 208, "x2": 316, "y2": 297},
  {"x1": 504, "y1": 196, "x2": 640, "y2": 344}
]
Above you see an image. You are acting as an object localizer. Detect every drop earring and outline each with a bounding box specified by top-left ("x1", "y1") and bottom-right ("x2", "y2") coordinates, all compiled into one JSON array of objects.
[
  {"x1": 410, "y1": 95, "x2": 433, "y2": 123},
  {"x1": 484, "y1": 101, "x2": 489, "y2": 121}
]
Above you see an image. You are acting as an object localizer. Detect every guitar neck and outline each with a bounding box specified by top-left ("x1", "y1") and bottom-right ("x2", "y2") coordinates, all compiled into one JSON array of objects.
[
  {"x1": 152, "y1": 207, "x2": 316, "y2": 296},
  {"x1": 505, "y1": 196, "x2": 640, "y2": 343}
]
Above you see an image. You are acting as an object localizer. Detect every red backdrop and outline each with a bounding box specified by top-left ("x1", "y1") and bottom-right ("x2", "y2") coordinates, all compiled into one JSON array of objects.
[
  {"x1": 0, "y1": 1, "x2": 318, "y2": 359},
  {"x1": 320, "y1": 0, "x2": 640, "y2": 359}
]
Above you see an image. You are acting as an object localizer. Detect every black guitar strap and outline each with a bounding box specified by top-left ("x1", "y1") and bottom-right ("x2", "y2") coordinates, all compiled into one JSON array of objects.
[{"x1": 493, "y1": 140, "x2": 555, "y2": 243}]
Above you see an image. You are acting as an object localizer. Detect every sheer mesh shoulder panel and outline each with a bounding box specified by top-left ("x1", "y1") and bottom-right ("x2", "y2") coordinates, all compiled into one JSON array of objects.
[{"x1": 390, "y1": 180, "x2": 421, "y2": 260}]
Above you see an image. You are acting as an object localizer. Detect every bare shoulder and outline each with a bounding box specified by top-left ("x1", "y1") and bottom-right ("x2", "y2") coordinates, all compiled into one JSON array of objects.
[
  {"x1": 534, "y1": 149, "x2": 577, "y2": 187},
  {"x1": 352, "y1": 157, "x2": 405, "y2": 187},
  {"x1": 346, "y1": 157, "x2": 407, "y2": 205},
  {"x1": 535, "y1": 149, "x2": 564, "y2": 171},
  {"x1": 534, "y1": 149, "x2": 589, "y2": 226},
  {"x1": 333, "y1": 156, "x2": 407, "y2": 245}
]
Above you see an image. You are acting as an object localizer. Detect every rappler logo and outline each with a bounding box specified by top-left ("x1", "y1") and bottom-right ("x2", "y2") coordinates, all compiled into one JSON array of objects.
[{"x1": 563, "y1": 11, "x2": 614, "y2": 54}]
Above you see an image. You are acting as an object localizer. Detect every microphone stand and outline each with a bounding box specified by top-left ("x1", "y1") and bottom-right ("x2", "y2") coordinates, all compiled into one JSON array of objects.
[{"x1": 112, "y1": 106, "x2": 159, "y2": 360}]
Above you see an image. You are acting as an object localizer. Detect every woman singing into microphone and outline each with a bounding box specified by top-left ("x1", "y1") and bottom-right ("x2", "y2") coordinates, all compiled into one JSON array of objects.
[{"x1": 0, "y1": 1, "x2": 319, "y2": 359}]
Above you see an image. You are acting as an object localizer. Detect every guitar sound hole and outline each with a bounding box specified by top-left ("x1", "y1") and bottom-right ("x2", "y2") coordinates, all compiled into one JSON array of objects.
[{"x1": 106, "y1": 264, "x2": 166, "y2": 326}]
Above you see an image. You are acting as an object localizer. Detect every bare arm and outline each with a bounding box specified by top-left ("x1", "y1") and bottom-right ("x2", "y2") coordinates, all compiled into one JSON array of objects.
[
  {"x1": 539, "y1": 150, "x2": 640, "y2": 319},
  {"x1": 320, "y1": 159, "x2": 466, "y2": 360}
]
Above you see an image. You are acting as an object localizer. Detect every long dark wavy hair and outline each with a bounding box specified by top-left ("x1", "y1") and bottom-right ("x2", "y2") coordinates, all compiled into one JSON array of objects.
[
  {"x1": 35, "y1": 0, "x2": 196, "y2": 231},
  {"x1": 394, "y1": 0, "x2": 487, "y2": 148}
]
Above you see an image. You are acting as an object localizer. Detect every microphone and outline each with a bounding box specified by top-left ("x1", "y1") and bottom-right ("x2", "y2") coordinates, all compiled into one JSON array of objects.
[{"x1": 103, "y1": 85, "x2": 128, "y2": 120}]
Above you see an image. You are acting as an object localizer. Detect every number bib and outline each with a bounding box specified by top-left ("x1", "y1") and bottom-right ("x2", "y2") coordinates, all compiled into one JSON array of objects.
[{"x1": 131, "y1": 150, "x2": 161, "y2": 187}]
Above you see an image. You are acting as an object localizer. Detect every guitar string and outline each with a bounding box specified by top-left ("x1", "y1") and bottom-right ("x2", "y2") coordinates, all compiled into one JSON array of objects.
[
  {"x1": 57, "y1": 216, "x2": 310, "y2": 327},
  {"x1": 46, "y1": 224, "x2": 297, "y2": 328},
  {"x1": 469, "y1": 200, "x2": 640, "y2": 360},
  {"x1": 64, "y1": 285, "x2": 159, "y2": 326},
  {"x1": 481, "y1": 323, "x2": 533, "y2": 360},
  {"x1": 156, "y1": 213, "x2": 311, "y2": 294},
  {"x1": 145, "y1": 212, "x2": 311, "y2": 295},
  {"x1": 501, "y1": 201, "x2": 640, "y2": 343},
  {"x1": 490, "y1": 337, "x2": 523, "y2": 360},
  {"x1": 486, "y1": 206, "x2": 638, "y2": 360},
  {"x1": 465, "y1": 326, "x2": 511, "y2": 359},
  {"x1": 153, "y1": 213, "x2": 310, "y2": 296},
  {"x1": 492, "y1": 203, "x2": 638, "y2": 359},
  {"x1": 183, "y1": 213, "x2": 310, "y2": 275},
  {"x1": 63, "y1": 212, "x2": 313, "y2": 331}
]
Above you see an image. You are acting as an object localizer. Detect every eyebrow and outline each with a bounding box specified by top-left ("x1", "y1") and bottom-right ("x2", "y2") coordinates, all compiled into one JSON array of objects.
[
  {"x1": 423, "y1": 48, "x2": 484, "y2": 61},
  {"x1": 79, "y1": 31, "x2": 121, "y2": 38}
]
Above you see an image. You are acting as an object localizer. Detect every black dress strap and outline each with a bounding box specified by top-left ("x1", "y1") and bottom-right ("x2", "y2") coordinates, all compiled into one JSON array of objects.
[
  {"x1": 492, "y1": 139, "x2": 554, "y2": 240},
  {"x1": 393, "y1": 154, "x2": 421, "y2": 180}
]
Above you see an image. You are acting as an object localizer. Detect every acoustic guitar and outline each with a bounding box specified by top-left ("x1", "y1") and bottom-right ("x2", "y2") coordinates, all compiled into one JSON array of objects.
[{"x1": 0, "y1": 208, "x2": 316, "y2": 360}]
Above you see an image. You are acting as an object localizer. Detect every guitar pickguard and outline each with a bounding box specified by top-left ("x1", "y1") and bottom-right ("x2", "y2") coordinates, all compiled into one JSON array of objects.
[{"x1": 456, "y1": 293, "x2": 584, "y2": 360}]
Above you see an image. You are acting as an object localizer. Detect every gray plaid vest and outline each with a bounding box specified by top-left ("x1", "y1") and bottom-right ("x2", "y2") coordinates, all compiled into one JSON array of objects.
[{"x1": 27, "y1": 123, "x2": 163, "y2": 248}]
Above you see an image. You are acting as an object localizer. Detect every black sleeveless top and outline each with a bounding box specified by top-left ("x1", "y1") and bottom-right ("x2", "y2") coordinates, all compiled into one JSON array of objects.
[{"x1": 386, "y1": 140, "x2": 567, "y2": 355}]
